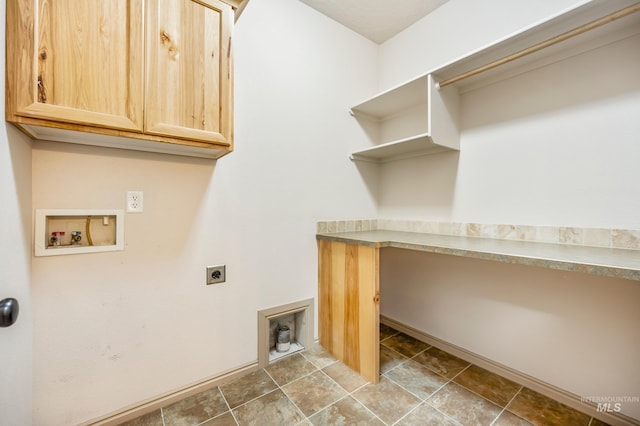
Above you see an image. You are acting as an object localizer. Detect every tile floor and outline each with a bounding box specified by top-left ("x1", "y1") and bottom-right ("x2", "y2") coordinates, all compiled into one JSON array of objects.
[{"x1": 120, "y1": 324, "x2": 608, "y2": 426}]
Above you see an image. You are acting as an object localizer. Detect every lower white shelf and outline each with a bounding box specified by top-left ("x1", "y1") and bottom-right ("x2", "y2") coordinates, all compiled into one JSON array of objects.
[{"x1": 350, "y1": 133, "x2": 457, "y2": 163}]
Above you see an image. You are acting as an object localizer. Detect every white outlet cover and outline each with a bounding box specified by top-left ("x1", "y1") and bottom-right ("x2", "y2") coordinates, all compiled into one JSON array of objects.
[{"x1": 126, "y1": 191, "x2": 144, "y2": 213}]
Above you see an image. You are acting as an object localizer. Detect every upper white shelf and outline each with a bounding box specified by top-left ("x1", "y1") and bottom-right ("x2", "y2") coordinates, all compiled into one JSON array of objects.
[
  {"x1": 350, "y1": 77, "x2": 427, "y2": 120},
  {"x1": 349, "y1": 0, "x2": 640, "y2": 163},
  {"x1": 432, "y1": 0, "x2": 640, "y2": 91},
  {"x1": 350, "y1": 74, "x2": 460, "y2": 163}
]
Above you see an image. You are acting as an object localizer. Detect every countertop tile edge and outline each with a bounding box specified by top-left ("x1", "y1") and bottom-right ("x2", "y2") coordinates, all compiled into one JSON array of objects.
[{"x1": 316, "y1": 230, "x2": 640, "y2": 282}]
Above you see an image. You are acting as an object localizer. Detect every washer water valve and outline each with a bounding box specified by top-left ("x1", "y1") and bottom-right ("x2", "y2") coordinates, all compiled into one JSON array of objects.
[
  {"x1": 50, "y1": 231, "x2": 65, "y2": 246},
  {"x1": 71, "y1": 231, "x2": 82, "y2": 245}
]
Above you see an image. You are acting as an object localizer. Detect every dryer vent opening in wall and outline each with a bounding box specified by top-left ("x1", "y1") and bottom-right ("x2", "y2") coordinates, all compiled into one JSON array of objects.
[{"x1": 257, "y1": 298, "x2": 314, "y2": 368}]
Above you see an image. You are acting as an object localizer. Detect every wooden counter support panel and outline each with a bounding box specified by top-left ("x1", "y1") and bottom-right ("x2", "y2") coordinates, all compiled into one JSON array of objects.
[{"x1": 318, "y1": 240, "x2": 380, "y2": 384}]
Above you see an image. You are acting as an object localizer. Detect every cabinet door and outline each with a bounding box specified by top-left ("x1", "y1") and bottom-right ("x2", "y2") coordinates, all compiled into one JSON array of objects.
[
  {"x1": 8, "y1": 0, "x2": 144, "y2": 131},
  {"x1": 318, "y1": 239, "x2": 380, "y2": 383},
  {"x1": 145, "y1": 0, "x2": 233, "y2": 146}
]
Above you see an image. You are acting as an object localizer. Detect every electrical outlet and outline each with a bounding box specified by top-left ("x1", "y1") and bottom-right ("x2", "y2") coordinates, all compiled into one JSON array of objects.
[
  {"x1": 126, "y1": 191, "x2": 144, "y2": 213},
  {"x1": 206, "y1": 265, "x2": 226, "y2": 285}
]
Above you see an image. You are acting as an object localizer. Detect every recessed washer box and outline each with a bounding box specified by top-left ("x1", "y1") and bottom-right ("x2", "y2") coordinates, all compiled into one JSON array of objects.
[{"x1": 35, "y1": 209, "x2": 124, "y2": 256}]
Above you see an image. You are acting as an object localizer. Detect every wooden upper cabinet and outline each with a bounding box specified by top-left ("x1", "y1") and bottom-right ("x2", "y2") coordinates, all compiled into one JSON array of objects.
[
  {"x1": 6, "y1": 0, "x2": 234, "y2": 159},
  {"x1": 145, "y1": 0, "x2": 233, "y2": 145},
  {"x1": 8, "y1": 0, "x2": 144, "y2": 132}
]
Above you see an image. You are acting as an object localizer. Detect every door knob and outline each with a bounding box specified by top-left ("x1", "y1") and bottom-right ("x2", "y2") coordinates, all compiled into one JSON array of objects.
[{"x1": 0, "y1": 298, "x2": 19, "y2": 328}]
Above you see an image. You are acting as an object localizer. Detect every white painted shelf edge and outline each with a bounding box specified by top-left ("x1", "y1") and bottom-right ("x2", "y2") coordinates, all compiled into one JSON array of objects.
[{"x1": 350, "y1": 133, "x2": 453, "y2": 163}]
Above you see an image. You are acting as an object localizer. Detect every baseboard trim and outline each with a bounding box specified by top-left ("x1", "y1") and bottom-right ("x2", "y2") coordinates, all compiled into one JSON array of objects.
[
  {"x1": 81, "y1": 361, "x2": 260, "y2": 426},
  {"x1": 381, "y1": 315, "x2": 639, "y2": 426}
]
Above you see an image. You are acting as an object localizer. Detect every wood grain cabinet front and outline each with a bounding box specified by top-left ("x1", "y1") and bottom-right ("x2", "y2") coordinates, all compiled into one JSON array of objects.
[
  {"x1": 145, "y1": 0, "x2": 233, "y2": 146},
  {"x1": 6, "y1": 0, "x2": 234, "y2": 159},
  {"x1": 317, "y1": 239, "x2": 380, "y2": 383}
]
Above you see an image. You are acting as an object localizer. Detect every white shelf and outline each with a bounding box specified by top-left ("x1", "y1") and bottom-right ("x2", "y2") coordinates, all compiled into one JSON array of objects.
[
  {"x1": 351, "y1": 76, "x2": 428, "y2": 120},
  {"x1": 432, "y1": 0, "x2": 640, "y2": 91},
  {"x1": 349, "y1": 0, "x2": 640, "y2": 163},
  {"x1": 350, "y1": 75, "x2": 459, "y2": 163},
  {"x1": 350, "y1": 133, "x2": 450, "y2": 162}
]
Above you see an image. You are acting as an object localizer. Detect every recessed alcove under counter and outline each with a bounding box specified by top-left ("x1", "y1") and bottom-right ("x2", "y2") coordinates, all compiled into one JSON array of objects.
[
  {"x1": 317, "y1": 226, "x2": 640, "y2": 382},
  {"x1": 316, "y1": 221, "x2": 640, "y2": 424}
]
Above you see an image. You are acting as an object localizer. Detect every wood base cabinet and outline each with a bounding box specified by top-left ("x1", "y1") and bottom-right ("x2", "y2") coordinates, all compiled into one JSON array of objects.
[
  {"x1": 317, "y1": 239, "x2": 380, "y2": 383},
  {"x1": 6, "y1": 0, "x2": 234, "y2": 159}
]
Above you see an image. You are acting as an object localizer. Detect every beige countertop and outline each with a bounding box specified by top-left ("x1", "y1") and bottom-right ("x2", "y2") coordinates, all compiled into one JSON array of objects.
[{"x1": 316, "y1": 230, "x2": 640, "y2": 281}]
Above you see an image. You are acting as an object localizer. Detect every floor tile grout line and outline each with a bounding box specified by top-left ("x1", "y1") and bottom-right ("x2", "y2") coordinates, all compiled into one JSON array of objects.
[
  {"x1": 380, "y1": 338, "x2": 431, "y2": 361},
  {"x1": 488, "y1": 384, "x2": 525, "y2": 426},
  {"x1": 447, "y1": 362, "x2": 472, "y2": 381},
  {"x1": 443, "y1": 372, "x2": 511, "y2": 416},
  {"x1": 315, "y1": 363, "x2": 365, "y2": 395},
  {"x1": 214, "y1": 386, "x2": 239, "y2": 426},
  {"x1": 379, "y1": 343, "x2": 412, "y2": 374},
  {"x1": 126, "y1": 329, "x2": 603, "y2": 426},
  {"x1": 380, "y1": 341, "x2": 412, "y2": 359},
  {"x1": 271, "y1": 363, "x2": 321, "y2": 389},
  {"x1": 160, "y1": 406, "x2": 166, "y2": 426},
  {"x1": 262, "y1": 362, "x2": 312, "y2": 423},
  {"x1": 300, "y1": 348, "x2": 339, "y2": 370},
  {"x1": 380, "y1": 342, "x2": 468, "y2": 420},
  {"x1": 298, "y1": 357, "x2": 383, "y2": 423},
  {"x1": 348, "y1": 386, "x2": 400, "y2": 426},
  {"x1": 306, "y1": 392, "x2": 387, "y2": 425},
  {"x1": 401, "y1": 347, "x2": 470, "y2": 384},
  {"x1": 224, "y1": 382, "x2": 283, "y2": 416},
  {"x1": 391, "y1": 355, "x2": 515, "y2": 426},
  {"x1": 425, "y1": 400, "x2": 466, "y2": 426},
  {"x1": 389, "y1": 401, "x2": 422, "y2": 426},
  {"x1": 379, "y1": 331, "x2": 400, "y2": 344},
  {"x1": 388, "y1": 398, "x2": 429, "y2": 426},
  {"x1": 374, "y1": 355, "x2": 457, "y2": 426},
  {"x1": 381, "y1": 369, "x2": 447, "y2": 404},
  {"x1": 263, "y1": 349, "x2": 361, "y2": 423},
  {"x1": 194, "y1": 409, "x2": 238, "y2": 426},
  {"x1": 218, "y1": 384, "x2": 234, "y2": 414},
  {"x1": 391, "y1": 400, "x2": 465, "y2": 426},
  {"x1": 383, "y1": 362, "x2": 459, "y2": 423}
]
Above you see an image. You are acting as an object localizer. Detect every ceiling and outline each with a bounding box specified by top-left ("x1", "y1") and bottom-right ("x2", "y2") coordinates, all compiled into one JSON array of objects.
[{"x1": 298, "y1": 0, "x2": 450, "y2": 44}]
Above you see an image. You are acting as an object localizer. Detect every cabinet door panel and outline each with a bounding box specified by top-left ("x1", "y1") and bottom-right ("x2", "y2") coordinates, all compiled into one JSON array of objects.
[
  {"x1": 318, "y1": 240, "x2": 380, "y2": 383},
  {"x1": 145, "y1": 0, "x2": 233, "y2": 145},
  {"x1": 12, "y1": 0, "x2": 144, "y2": 131}
]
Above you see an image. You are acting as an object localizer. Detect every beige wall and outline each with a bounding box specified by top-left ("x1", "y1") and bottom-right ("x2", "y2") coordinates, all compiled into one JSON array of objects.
[
  {"x1": 30, "y1": 0, "x2": 378, "y2": 424},
  {"x1": 376, "y1": 0, "x2": 640, "y2": 421},
  {"x1": 0, "y1": 121, "x2": 33, "y2": 426},
  {"x1": 21, "y1": 0, "x2": 640, "y2": 423},
  {"x1": 381, "y1": 249, "x2": 640, "y2": 418},
  {"x1": 0, "y1": 1, "x2": 33, "y2": 423}
]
